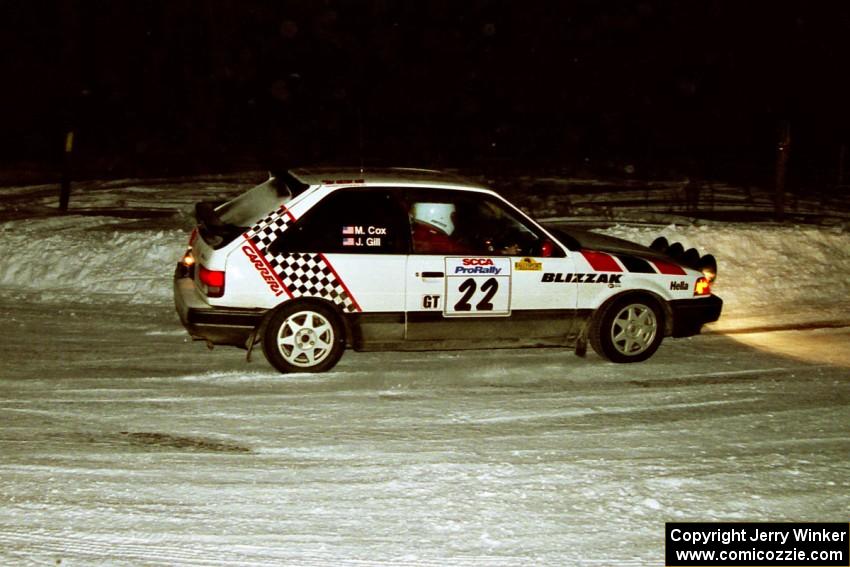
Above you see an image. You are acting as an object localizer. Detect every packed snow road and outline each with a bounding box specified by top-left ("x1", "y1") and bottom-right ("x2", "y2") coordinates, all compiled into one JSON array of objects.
[
  {"x1": 1, "y1": 300, "x2": 848, "y2": 566},
  {"x1": 1, "y1": 176, "x2": 848, "y2": 564}
]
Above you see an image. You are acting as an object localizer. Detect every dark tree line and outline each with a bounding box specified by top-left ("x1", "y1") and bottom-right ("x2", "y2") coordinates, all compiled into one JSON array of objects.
[{"x1": 2, "y1": 0, "x2": 850, "y2": 185}]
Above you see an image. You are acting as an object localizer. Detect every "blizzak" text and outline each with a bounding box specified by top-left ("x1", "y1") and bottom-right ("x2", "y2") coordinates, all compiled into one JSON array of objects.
[{"x1": 541, "y1": 273, "x2": 622, "y2": 284}]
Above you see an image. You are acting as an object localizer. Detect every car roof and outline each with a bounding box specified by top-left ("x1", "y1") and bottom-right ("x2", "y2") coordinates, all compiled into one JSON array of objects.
[{"x1": 287, "y1": 167, "x2": 488, "y2": 191}]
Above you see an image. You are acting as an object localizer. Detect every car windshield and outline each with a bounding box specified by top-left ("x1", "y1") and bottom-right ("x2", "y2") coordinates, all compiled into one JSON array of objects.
[{"x1": 217, "y1": 174, "x2": 304, "y2": 227}]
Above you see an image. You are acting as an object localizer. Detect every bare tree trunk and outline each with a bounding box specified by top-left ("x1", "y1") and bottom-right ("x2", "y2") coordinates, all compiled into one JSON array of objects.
[
  {"x1": 59, "y1": 131, "x2": 74, "y2": 212},
  {"x1": 58, "y1": 0, "x2": 81, "y2": 212},
  {"x1": 775, "y1": 121, "x2": 791, "y2": 221}
]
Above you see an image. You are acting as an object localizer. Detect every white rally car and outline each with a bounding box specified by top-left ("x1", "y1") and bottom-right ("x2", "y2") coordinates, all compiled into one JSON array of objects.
[{"x1": 174, "y1": 167, "x2": 722, "y2": 373}]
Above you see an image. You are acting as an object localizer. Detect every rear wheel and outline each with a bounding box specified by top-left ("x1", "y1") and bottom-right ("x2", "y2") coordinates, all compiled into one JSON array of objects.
[
  {"x1": 589, "y1": 296, "x2": 663, "y2": 363},
  {"x1": 262, "y1": 302, "x2": 345, "y2": 373}
]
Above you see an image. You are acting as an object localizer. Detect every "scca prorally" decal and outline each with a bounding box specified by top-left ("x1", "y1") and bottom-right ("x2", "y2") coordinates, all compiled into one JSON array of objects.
[{"x1": 447, "y1": 257, "x2": 509, "y2": 276}]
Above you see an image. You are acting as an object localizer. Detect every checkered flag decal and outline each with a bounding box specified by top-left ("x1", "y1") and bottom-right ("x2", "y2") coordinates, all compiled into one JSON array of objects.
[
  {"x1": 245, "y1": 208, "x2": 294, "y2": 252},
  {"x1": 244, "y1": 206, "x2": 360, "y2": 312},
  {"x1": 267, "y1": 252, "x2": 358, "y2": 312}
]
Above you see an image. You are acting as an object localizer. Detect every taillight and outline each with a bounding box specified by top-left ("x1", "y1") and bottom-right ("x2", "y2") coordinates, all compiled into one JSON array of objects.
[
  {"x1": 694, "y1": 276, "x2": 711, "y2": 296},
  {"x1": 199, "y1": 265, "x2": 225, "y2": 298}
]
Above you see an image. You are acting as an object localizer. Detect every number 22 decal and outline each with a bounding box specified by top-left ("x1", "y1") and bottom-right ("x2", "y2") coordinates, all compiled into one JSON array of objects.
[{"x1": 454, "y1": 277, "x2": 499, "y2": 311}]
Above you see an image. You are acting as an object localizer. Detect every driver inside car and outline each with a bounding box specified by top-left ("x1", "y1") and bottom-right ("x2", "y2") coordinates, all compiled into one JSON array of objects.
[
  {"x1": 410, "y1": 202, "x2": 472, "y2": 254},
  {"x1": 410, "y1": 200, "x2": 534, "y2": 256}
]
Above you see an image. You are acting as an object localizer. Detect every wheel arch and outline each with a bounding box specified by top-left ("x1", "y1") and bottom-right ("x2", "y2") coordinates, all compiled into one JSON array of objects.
[
  {"x1": 593, "y1": 289, "x2": 672, "y2": 337},
  {"x1": 257, "y1": 297, "x2": 352, "y2": 346}
]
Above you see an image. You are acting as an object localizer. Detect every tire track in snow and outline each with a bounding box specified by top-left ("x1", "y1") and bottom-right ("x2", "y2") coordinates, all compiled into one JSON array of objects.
[{"x1": 0, "y1": 530, "x2": 528, "y2": 566}]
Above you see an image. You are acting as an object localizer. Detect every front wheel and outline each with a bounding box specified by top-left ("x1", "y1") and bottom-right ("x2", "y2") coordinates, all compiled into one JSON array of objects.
[
  {"x1": 262, "y1": 302, "x2": 345, "y2": 373},
  {"x1": 589, "y1": 296, "x2": 663, "y2": 363}
]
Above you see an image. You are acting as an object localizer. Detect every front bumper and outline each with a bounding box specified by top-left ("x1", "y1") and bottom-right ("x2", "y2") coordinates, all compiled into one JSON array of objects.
[
  {"x1": 669, "y1": 294, "x2": 723, "y2": 337},
  {"x1": 174, "y1": 263, "x2": 266, "y2": 347}
]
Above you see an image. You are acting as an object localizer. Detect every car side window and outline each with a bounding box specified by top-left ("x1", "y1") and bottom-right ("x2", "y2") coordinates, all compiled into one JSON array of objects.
[
  {"x1": 406, "y1": 191, "x2": 564, "y2": 257},
  {"x1": 270, "y1": 189, "x2": 409, "y2": 255}
]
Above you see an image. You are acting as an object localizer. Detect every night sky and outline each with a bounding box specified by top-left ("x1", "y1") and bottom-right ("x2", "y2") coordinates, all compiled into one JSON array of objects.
[{"x1": 3, "y1": 1, "x2": 850, "y2": 183}]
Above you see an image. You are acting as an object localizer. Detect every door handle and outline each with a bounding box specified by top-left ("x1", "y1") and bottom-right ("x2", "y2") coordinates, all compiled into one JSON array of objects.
[{"x1": 420, "y1": 271, "x2": 445, "y2": 278}]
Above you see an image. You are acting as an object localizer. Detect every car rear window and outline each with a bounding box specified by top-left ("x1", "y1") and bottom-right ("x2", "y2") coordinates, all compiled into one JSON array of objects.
[{"x1": 217, "y1": 173, "x2": 308, "y2": 228}]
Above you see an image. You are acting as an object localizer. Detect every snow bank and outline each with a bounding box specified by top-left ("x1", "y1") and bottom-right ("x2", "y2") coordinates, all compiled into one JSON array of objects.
[
  {"x1": 599, "y1": 223, "x2": 850, "y2": 331},
  {"x1": 0, "y1": 215, "x2": 186, "y2": 304},
  {"x1": 0, "y1": 177, "x2": 247, "y2": 304}
]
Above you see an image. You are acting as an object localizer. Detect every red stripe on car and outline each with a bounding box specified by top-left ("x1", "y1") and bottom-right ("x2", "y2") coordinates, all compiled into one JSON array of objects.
[
  {"x1": 279, "y1": 204, "x2": 296, "y2": 223},
  {"x1": 318, "y1": 253, "x2": 362, "y2": 312},
  {"x1": 580, "y1": 250, "x2": 623, "y2": 272},
  {"x1": 652, "y1": 259, "x2": 687, "y2": 275}
]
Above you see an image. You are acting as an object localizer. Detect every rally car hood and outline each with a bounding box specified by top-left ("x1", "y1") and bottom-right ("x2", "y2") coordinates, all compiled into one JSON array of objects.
[
  {"x1": 549, "y1": 227, "x2": 675, "y2": 263},
  {"x1": 550, "y1": 228, "x2": 665, "y2": 259}
]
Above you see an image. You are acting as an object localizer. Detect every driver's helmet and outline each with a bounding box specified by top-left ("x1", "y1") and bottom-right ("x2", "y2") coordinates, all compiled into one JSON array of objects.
[{"x1": 412, "y1": 202, "x2": 455, "y2": 235}]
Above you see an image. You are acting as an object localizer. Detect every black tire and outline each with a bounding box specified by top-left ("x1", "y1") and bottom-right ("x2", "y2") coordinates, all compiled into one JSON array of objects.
[
  {"x1": 262, "y1": 301, "x2": 345, "y2": 373},
  {"x1": 589, "y1": 295, "x2": 664, "y2": 363}
]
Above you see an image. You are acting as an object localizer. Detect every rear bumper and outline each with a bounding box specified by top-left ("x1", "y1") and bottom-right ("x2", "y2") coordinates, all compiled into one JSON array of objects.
[
  {"x1": 669, "y1": 294, "x2": 723, "y2": 337},
  {"x1": 174, "y1": 263, "x2": 266, "y2": 347}
]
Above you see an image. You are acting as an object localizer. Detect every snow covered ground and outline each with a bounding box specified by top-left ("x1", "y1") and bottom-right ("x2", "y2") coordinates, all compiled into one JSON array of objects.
[{"x1": 0, "y1": 176, "x2": 848, "y2": 565}]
